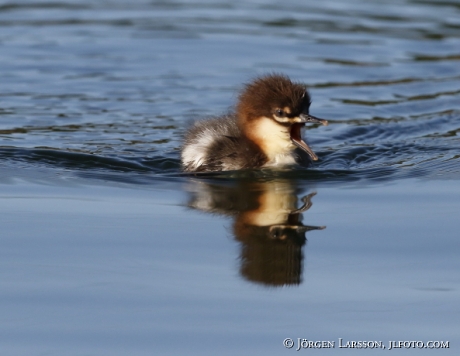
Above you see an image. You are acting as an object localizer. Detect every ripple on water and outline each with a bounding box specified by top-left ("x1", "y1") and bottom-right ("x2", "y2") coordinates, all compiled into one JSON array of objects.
[{"x1": 0, "y1": 0, "x2": 459, "y2": 185}]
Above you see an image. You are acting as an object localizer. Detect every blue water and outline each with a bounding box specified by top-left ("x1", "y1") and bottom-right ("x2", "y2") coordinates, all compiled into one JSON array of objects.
[{"x1": 0, "y1": 0, "x2": 459, "y2": 355}]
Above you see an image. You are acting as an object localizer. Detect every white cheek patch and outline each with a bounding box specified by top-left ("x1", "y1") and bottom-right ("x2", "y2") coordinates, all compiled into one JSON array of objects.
[{"x1": 253, "y1": 117, "x2": 297, "y2": 165}]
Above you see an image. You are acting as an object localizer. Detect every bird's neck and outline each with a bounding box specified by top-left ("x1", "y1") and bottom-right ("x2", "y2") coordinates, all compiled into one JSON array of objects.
[{"x1": 239, "y1": 116, "x2": 296, "y2": 166}]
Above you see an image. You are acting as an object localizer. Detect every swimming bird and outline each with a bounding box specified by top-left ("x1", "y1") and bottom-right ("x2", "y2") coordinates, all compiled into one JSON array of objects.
[{"x1": 181, "y1": 74, "x2": 328, "y2": 172}]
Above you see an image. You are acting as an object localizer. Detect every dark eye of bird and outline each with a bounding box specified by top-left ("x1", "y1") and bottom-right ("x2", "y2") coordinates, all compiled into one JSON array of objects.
[{"x1": 275, "y1": 109, "x2": 285, "y2": 117}]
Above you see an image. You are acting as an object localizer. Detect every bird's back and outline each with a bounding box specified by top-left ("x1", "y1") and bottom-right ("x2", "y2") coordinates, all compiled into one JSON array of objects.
[{"x1": 181, "y1": 115, "x2": 267, "y2": 172}]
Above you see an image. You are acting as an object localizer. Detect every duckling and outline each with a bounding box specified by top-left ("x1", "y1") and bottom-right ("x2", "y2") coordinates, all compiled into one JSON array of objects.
[{"x1": 181, "y1": 74, "x2": 328, "y2": 172}]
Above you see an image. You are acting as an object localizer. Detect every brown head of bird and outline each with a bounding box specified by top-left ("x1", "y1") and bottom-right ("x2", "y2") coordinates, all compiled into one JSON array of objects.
[{"x1": 236, "y1": 74, "x2": 328, "y2": 164}]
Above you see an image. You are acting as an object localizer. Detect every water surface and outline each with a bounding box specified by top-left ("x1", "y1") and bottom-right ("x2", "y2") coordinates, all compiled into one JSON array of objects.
[{"x1": 0, "y1": 0, "x2": 459, "y2": 355}]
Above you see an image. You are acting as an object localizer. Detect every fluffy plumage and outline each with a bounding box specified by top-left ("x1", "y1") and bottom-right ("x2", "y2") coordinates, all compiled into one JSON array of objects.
[{"x1": 181, "y1": 74, "x2": 326, "y2": 172}]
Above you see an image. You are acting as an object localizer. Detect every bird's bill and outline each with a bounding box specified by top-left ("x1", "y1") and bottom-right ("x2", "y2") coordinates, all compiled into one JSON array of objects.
[
  {"x1": 298, "y1": 114, "x2": 328, "y2": 126},
  {"x1": 290, "y1": 123, "x2": 319, "y2": 161}
]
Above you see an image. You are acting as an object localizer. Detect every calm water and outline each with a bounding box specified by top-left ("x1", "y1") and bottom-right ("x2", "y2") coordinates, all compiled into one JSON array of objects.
[{"x1": 0, "y1": 0, "x2": 459, "y2": 355}]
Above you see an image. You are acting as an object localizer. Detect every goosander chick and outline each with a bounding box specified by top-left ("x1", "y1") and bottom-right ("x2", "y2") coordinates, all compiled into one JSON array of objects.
[{"x1": 181, "y1": 74, "x2": 328, "y2": 172}]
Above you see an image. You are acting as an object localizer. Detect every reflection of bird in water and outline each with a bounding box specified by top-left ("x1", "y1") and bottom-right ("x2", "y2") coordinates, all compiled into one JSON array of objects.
[
  {"x1": 235, "y1": 191, "x2": 324, "y2": 286},
  {"x1": 186, "y1": 179, "x2": 325, "y2": 286},
  {"x1": 181, "y1": 74, "x2": 328, "y2": 172}
]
